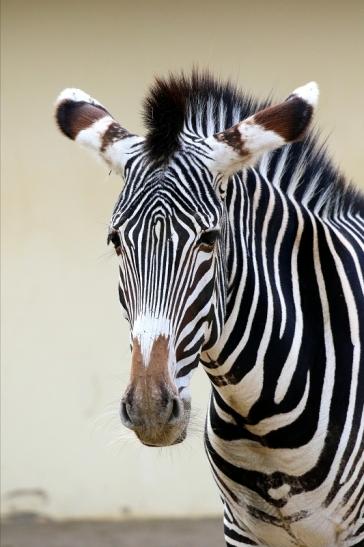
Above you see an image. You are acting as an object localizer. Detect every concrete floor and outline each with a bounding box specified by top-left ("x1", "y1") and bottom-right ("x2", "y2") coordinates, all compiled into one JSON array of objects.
[{"x1": 1, "y1": 517, "x2": 224, "y2": 547}]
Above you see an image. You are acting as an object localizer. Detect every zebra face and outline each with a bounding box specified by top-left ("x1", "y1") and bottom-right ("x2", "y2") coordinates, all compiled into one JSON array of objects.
[
  {"x1": 109, "y1": 158, "x2": 226, "y2": 446},
  {"x1": 55, "y1": 77, "x2": 318, "y2": 447}
]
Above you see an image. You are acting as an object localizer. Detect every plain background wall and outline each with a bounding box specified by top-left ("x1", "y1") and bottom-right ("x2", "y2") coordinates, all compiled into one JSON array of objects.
[{"x1": 2, "y1": 0, "x2": 363, "y2": 519}]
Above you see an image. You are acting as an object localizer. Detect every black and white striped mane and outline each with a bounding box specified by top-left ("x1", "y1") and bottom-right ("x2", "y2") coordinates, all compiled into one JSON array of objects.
[{"x1": 143, "y1": 71, "x2": 363, "y2": 217}]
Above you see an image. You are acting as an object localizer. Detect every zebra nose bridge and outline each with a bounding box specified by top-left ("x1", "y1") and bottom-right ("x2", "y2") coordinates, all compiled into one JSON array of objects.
[{"x1": 130, "y1": 334, "x2": 175, "y2": 388}]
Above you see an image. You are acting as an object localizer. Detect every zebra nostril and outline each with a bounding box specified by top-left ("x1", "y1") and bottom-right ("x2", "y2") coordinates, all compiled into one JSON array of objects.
[
  {"x1": 168, "y1": 397, "x2": 183, "y2": 424},
  {"x1": 120, "y1": 400, "x2": 133, "y2": 428}
]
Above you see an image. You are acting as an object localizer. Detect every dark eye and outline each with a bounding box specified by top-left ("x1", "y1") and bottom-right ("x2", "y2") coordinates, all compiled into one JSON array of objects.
[
  {"x1": 198, "y1": 229, "x2": 220, "y2": 249},
  {"x1": 107, "y1": 229, "x2": 122, "y2": 255}
]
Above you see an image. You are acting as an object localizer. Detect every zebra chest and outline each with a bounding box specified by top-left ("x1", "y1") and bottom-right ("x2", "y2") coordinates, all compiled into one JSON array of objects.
[{"x1": 205, "y1": 425, "x2": 348, "y2": 546}]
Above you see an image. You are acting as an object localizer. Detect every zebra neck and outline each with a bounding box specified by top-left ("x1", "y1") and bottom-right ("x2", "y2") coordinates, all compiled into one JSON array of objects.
[{"x1": 202, "y1": 166, "x2": 321, "y2": 421}]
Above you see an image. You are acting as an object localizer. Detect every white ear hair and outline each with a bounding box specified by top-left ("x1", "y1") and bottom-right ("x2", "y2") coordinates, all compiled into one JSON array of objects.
[
  {"x1": 290, "y1": 81, "x2": 319, "y2": 107},
  {"x1": 205, "y1": 81, "x2": 319, "y2": 176},
  {"x1": 55, "y1": 88, "x2": 144, "y2": 174}
]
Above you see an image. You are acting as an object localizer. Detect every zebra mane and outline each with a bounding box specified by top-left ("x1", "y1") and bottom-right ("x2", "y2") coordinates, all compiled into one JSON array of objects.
[
  {"x1": 143, "y1": 70, "x2": 266, "y2": 161},
  {"x1": 143, "y1": 70, "x2": 363, "y2": 217}
]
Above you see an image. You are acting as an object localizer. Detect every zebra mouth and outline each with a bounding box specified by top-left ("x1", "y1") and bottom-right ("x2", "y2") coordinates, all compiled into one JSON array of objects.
[
  {"x1": 136, "y1": 416, "x2": 189, "y2": 448},
  {"x1": 142, "y1": 436, "x2": 184, "y2": 448}
]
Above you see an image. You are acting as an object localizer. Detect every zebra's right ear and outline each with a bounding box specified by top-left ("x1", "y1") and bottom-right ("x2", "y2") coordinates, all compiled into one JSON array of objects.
[
  {"x1": 54, "y1": 89, "x2": 143, "y2": 174},
  {"x1": 205, "y1": 81, "x2": 319, "y2": 177}
]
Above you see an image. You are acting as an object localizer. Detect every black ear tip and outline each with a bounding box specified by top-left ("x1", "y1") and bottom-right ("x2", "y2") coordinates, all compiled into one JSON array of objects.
[
  {"x1": 290, "y1": 98, "x2": 314, "y2": 141},
  {"x1": 55, "y1": 100, "x2": 79, "y2": 140}
]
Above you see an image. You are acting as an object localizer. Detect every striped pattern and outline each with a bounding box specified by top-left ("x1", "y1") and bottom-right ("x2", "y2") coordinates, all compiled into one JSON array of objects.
[
  {"x1": 55, "y1": 73, "x2": 364, "y2": 546},
  {"x1": 203, "y1": 163, "x2": 364, "y2": 546},
  {"x1": 111, "y1": 75, "x2": 364, "y2": 546},
  {"x1": 110, "y1": 142, "x2": 227, "y2": 399}
]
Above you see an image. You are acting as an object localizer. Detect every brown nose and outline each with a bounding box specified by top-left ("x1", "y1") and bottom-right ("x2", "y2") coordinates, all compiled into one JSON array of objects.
[{"x1": 120, "y1": 336, "x2": 187, "y2": 446}]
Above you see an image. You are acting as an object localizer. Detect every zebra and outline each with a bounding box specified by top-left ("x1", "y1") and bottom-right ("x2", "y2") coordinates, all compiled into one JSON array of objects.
[{"x1": 55, "y1": 71, "x2": 364, "y2": 547}]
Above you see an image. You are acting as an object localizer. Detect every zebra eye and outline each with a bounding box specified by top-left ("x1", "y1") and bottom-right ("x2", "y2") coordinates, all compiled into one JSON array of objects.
[
  {"x1": 107, "y1": 230, "x2": 122, "y2": 255},
  {"x1": 198, "y1": 229, "x2": 220, "y2": 248}
]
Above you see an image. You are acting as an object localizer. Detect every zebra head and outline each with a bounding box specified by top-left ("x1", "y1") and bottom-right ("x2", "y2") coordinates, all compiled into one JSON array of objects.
[{"x1": 55, "y1": 76, "x2": 318, "y2": 446}]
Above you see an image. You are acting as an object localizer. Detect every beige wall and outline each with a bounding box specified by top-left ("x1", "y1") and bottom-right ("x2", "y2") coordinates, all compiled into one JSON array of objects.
[{"x1": 2, "y1": 0, "x2": 363, "y2": 519}]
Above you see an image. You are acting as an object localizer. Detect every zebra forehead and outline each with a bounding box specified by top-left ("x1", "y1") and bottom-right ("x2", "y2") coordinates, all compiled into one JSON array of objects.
[
  {"x1": 112, "y1": 205, "x2": 220, "y2": 234},
  {"x1": 111, "y1": 175, "x2": 222, "y2": 230}
]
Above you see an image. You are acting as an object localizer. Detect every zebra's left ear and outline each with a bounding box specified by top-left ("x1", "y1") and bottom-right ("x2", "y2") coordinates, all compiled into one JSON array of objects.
[
  {"x1": 55, "y1": 88, "x2": 144, "y2": 174},
  {"x1": 206, "y1": 82, "x2": 319, "y2": 176}
]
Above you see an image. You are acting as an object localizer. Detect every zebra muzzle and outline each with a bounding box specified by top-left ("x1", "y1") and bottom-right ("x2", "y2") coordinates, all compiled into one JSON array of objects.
[
  {"x1": 120, "y1": 386, "x2": 188, "y2": 446},
  {"x1": 119, "y1": 336, "x2": 190, "y2": 446}
]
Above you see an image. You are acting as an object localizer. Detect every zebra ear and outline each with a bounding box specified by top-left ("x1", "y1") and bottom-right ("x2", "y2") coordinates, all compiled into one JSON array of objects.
[
  {"x1": 207, "y1": 82, "x2": 319, "y2": 176},
  {"x1": 54, "y1": 89, "x2": 143, "y2": 174}
]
